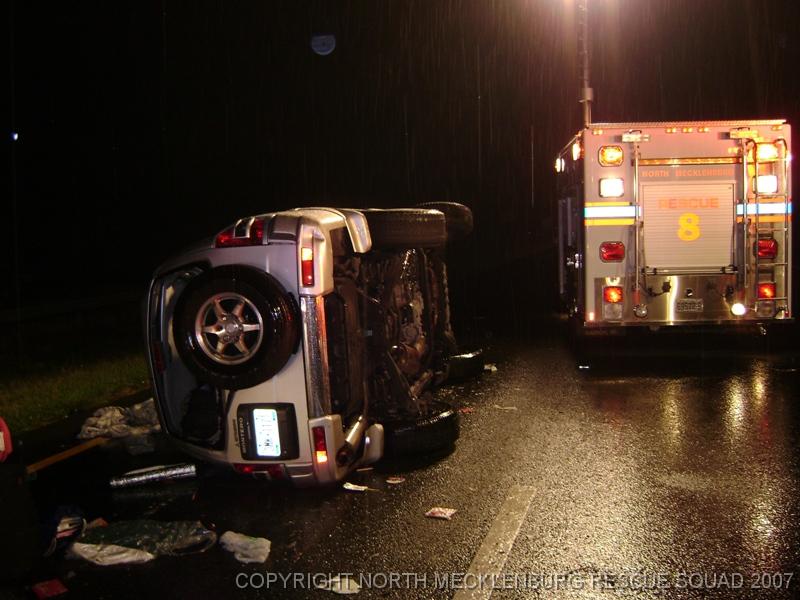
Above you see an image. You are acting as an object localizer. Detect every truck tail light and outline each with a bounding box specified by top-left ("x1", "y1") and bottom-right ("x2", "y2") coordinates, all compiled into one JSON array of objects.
[
  {"x1": 301, "y1": 247, "x2": 315, "y2": 286},
  {"x1": 599, "y1": 178, "x2": 624, "y2": 198},
  {"x1": 603, "y1": 286, "x2": 623, "y2": 304},
  {"x1": 754, "y1": 175, "x2": 778, "y2": 194},
  {"x1": 758, "y1": 283, "x2": 776, "y2": 299},
  {"x1": 312, "y1": 426, "x2": 328, "y2": 464},
  {"x1": 600, "y1": 242, "x2": 625, "y2": 262},
  {"x1": 215, "y1": 217, "x2": 265, "y2": 248},
  {"x1": 756, "y1": 143, "x2": 779, "y2": 162},
  {"x1": 756, "y1": 238, "x2": 778, "y2": 259},
  {"x1": 598, "y1": 145, "x2": 624, "y2": 166}
]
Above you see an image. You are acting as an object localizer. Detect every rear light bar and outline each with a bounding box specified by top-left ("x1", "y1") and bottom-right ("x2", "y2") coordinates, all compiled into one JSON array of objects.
[
  {"x1": 755, "y1": 238, "x2": 778, "y2": 259},
  {"x1": 312, "y1": 426, "x2": 328, "y2": 464},
  {"x1": 600, "y1": 242, "x2": 625, "y2": 262},
  {"x1": 603, "y1": 286, "x2": 623, "y2": 304},
  {"x1": 757, "y1": 283, "x2": 776, "y2": 299},
  {"x1": 215, "y1": 217, "x2": 266, "y2": 248}
]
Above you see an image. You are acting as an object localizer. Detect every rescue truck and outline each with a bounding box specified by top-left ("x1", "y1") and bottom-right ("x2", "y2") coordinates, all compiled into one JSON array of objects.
[{"x1": 555, "y1": 120, "x2": 792, "y2": 333}]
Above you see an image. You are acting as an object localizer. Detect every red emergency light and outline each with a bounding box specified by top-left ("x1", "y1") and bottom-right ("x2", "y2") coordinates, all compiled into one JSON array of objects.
[
  {"x1": 756, "y1": 239, "x2": 778, "y2": 259},
  {"x1": 600, "y1": 242, "x2": 625, "y2": 262}
]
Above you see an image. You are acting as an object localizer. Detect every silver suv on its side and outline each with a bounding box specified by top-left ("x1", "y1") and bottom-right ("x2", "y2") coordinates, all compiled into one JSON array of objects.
[{"x1": 144, "y1": 204, "x2": 474, "y2": 486}]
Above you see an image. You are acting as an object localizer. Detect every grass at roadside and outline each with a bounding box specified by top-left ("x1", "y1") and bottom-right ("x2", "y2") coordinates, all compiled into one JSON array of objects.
[{"x1": 0, "y1": 353, "x2": 150, "y2": 434}]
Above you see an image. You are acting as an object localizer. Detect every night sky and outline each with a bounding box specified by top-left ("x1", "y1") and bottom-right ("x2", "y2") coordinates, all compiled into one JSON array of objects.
[{"x1": 4, "y1": 0, "x2": 799, "y2": 333}]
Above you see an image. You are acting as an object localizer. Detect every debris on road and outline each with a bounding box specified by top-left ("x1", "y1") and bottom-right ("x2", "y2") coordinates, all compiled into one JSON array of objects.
[
  {"x1": 69, "y1": 519, "x2": 217, "y2": 565},
  {"x1": 315, "y1": 575, "x2": 361, "y2": 594},
  {"x1": 459, "y1": 407, "x2": 475, "y2": 414},
  {"x1": 31, "y1": 579, "x2": 69, "y2": 599},
  {"x1": 491, "y1": 404, "x2": 518, "y2": 411},
  {"x1": 385, "y1": 476, "x2": 405, "y2": 485},
  {"x1": 43, "y1": 507, "x2": 86, "y2": 556},
  {"x1": 343, "y1": 482, "x2": 377, "y2": 492},
  {"x1": 484, "y1": 363, "x2": 498, "y2": 373},
  {"x1": 77, "y1": 398, "x2": 161, "y2": 440},
  {"x1": 220, "y1": 531, "x2": 271, "y2": 564},
  {"x1": 109, "y1": 463, "x2": 196, "y2": 488},
  {"x1": 425, "y1": 507, "x2": 457, "y2": 520}
]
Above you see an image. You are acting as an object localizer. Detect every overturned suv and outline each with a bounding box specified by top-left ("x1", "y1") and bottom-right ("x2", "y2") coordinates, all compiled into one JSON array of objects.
[{"x1": 145, "y1": 204, "x2": 474, "y2": 486}]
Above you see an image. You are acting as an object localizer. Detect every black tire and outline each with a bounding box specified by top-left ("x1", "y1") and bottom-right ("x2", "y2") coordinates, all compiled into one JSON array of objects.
[
  {"x1": 363, "y1": 208, "x2": 447, "y2": 249},
  {"x1": 173, "y1": 266, "x2": 300, "y2": 390},
  {"x1": 416, "y1": 202, "x2": 473, "y2": 240},
  {"x1": 445, "y1": 349, "x2": 485, "y2": 382},
  {"x1": 382, "y1": 401, "x2": 460, "y2": 457}
]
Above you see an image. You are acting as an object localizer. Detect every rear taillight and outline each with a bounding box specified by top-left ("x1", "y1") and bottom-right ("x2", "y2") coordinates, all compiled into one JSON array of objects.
[
  {"x1": 301, "y1": 247, "x2": 314, "y2": 287},
  {"x1": 758, "y1": 283, "x2": 776, "y2": 299},
  {"x1": 233, "y1": 464, "x2": 285, "y2": 478},
  {"x1": 756, "y1": 238, "x2": 778, "y2": 259},
  {"x1": 215, "y1": 217, "x2": 265, "y2": 248},
  {"x1": 312, "y1": 426, "x2": 328, "y2": 464},
  {"x1": 600, "y1": 242, "x2": 625, "y2": 262},
  {"x1": 603, "y1": 286, "x2": 623, "y2": 304},
  {"x1": 599, "y1": 178, "x2": 624, "y2": 198}
]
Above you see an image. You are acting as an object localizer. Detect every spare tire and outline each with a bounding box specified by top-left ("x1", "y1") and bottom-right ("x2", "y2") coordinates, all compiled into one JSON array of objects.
[
  {"x1": 173, "y1": 266, "x2": 300, "y2": 390},
  {"x1": 416, "y1": 202, "x2": 473, "y2": 240},
  {"x1": 382, "y1": 401, "x2": 459, "y2": 457},
  {"x1": 363, "y1": 208, "x2": 447, "y2": 249}
]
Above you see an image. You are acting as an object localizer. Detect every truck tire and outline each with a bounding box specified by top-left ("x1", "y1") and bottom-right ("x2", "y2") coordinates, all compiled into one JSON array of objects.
[
  {"x1": 416, "y1": 202, "x2": 473, "y2": 240},
  {"x1": 363, "y1": 208, "x2": 447, "y2": 249},
  {"x1": 173, "y1": 266, "x2": 300, "y2": 390},
  {"x1": 382, "y1": 401, "x2": 460, "y2": 457}
]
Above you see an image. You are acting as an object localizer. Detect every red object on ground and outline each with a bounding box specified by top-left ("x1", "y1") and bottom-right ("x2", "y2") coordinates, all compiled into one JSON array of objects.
[
  {"x1": 32, "y1": 580, "x2": 69, "y2": 599},
  {"x1": 0, "y1": 417, "x2": 12, "y2": 462}
]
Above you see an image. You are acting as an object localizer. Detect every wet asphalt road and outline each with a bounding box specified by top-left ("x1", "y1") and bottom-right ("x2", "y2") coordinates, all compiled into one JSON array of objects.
[{"x1": 15, "y1": 325, "x2": 800, "y2": 599}]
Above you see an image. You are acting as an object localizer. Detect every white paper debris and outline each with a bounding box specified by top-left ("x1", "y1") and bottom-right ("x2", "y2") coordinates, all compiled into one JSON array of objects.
[
  {"x1": 316, "y1": 575, "x2": 361, "y2": 594},
  {"x1": 484, "y1": 363, "x2": 498, "y2": 373},
  {"x1": 425, "y1": 507, "x2": 457, "y2": 520},
  {"x1": 386, "y1": 477, "x2": 405, "y2": 485},
  {"x1": 343, "y1": 482, "x2": 377, "y2": 492},
  {"x1": 220, "y1": 531, "x2": 271, "y2": 564},
  {"x1": 69, "y1": 543, "x2": 155, "y2": 566},
  {"x1": 491, "y1": 404, "x2": 518, "y2": 411}
]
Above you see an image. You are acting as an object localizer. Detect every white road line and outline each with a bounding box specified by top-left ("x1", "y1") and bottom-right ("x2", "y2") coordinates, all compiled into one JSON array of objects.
[{"x1": 453, "y1": 485, "x2": 536, "y2": 600}]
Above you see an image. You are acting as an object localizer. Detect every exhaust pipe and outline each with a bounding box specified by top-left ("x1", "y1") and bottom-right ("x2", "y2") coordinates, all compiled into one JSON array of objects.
[{"x1": 336, "y1": 415, "x2": 369, "y2": 466}]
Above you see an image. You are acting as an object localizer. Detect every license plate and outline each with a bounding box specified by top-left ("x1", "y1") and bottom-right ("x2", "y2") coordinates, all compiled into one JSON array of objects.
[
  {"x1": 252, "y1": 408, "x2": 281, "y2": 457},
  {"x1": 676, "y1": 298, "x2": 704, "y2": 313}
]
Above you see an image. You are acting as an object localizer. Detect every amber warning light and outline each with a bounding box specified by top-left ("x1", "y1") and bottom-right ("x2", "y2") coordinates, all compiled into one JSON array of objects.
[
  {"x1": 603, "y1": 286, "x2": 624, "y2": 304},
  {"x1": 758, "y1": 283, "x2": 776, "y2": 299}
]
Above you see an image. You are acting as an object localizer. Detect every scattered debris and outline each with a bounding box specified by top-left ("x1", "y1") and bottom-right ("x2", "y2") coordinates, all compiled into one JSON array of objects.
[
  {"x1": 109, "y1": 463, "x2": 196, "y2": 488},
  {"x1": 459, "y1": 407, "x2": 475, "y2": 414},
  {"x1": 31, "y1": 579, "x2": 68, "y2": 599},
  {"x1": 220, "y1": 531, "x2": 271, "y2": 564},
  {"x1": 78, "y1": 398, "x2": 161, "y2": 440},
  {"x1": 425, "y1": 507, "x2": 457, "y2": 520},
  {"x1": 491, "y1": 404, "x2": 518, "y2": 411},
  {"x1": 69, "y1": 543, "x2": 155, "y2": 566},
  {"x1": 484, "y1": 363, "x2": 498, "y2": 373},
  {"x1": 0, "y1": 417, "x2": 12, "y2": 462},
  {"x1": 86, "y1": 518, "x2": 108, "y2": 530},
  {"x1": 69, "y1": 519, "x2": 217, "y2": 565},
  {"x1": 315, "y1": 575, "x2": 361, "y2": 595},
  {"x1": 42, "y1": 507, "x2": 86, "y2": 557},
  {"x1": 385, "y1": 476, "x2": 405, "y2": 485},
  {"x1": 343, "y1": 482, "x2": 377, "y2": 492},
  {"x1": 355, "y1": 466, "x2": 374, "y2": 472}
]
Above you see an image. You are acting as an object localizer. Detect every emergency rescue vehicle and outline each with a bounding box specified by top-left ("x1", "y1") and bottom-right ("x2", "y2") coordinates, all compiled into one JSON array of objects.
[{"x1": 555, "y1": 120, "x2": 792, "y2": 332}]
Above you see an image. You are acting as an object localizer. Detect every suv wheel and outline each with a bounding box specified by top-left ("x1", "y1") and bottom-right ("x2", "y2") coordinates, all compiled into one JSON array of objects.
[
  {"x1": 382, "y1": 400, "x2": 460, "y2": 457},
  {"x1": 415, "y1": 202, "x2": 473, "y2": 240},
  {"x1": 363, "y1": 208, "x2": 447, "y2": 249},
  {"x1": 173, "y1": 266, "x2": 300, "y2": 390}
]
